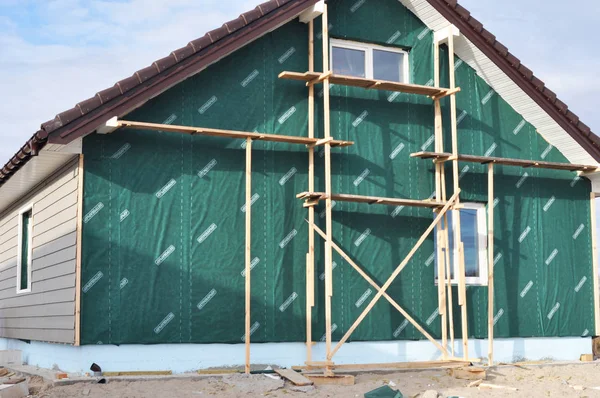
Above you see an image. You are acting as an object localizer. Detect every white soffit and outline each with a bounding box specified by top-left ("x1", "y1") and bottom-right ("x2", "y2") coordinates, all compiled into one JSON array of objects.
[
  {"x1": 0, "y1": 150, "x2": 77, "y2": 215},
  {"x1": 400, "y1": 0, "x2": 598, "y2": 166}
]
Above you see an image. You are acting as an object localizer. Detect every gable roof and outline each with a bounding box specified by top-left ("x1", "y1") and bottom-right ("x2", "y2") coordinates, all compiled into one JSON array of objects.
[{"x1": 2, "y1": 0, "x2": 599, "y2": 190}]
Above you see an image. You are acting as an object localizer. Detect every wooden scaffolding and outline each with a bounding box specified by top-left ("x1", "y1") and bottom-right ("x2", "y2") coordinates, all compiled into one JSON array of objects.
[{"x1": 102, "y1": 7, "x2": 600, "y2": 375}]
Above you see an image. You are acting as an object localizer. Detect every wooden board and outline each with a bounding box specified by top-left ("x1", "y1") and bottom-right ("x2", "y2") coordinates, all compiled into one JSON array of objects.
[
  {"x1": 294, "y1": 360, "x2": 471, "y2": 371},
  {"x1": 297, "y1": 192, "x2": 447, "y2": 209},
  {"x1": 279, "y1": 71, "x2": 451, "y2": 97},
  {"x1": 102, "y1": 371, "x2": 172, "y2": 376},
  {"x1": 411, "y1": 151, "x2": 598, "y2": 172},
  {"x1": 273, "y1": 368, "x2": 314, "y2": 386},
  {"x1": 116, "y1": 120, "x2": 354, "y2": 147},
  {"x1": 305, "y1": 374, "x2": 354, "y2": 386}
]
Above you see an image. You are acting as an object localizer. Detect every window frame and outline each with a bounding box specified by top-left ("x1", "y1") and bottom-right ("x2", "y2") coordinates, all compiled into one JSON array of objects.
[
  {"x1": 435, "y1": 202, "x2": 488, "y2": 286},
  {"x1": 330, "y1": 38, "x2": 410, "y2": 83},
  {"x1": 16, "y1": 204, "x2": 33, "y2": 294}
]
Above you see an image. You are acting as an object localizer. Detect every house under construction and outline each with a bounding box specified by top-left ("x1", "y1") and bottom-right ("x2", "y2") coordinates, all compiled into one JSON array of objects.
[{"x1": 0, "y1": 0, "x2": 599, "y2": 374}]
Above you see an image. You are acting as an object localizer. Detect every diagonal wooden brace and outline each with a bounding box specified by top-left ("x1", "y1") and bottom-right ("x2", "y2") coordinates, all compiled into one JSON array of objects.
[
  {"x1": 310, "y1": 222, "x2": 449, "y2": 357},
  {"x1": 328, "y1": 190, "x2": 460, "y2": 360}
]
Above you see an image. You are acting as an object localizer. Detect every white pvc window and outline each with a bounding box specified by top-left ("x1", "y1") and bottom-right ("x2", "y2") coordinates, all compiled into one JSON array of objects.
[
  {"x1": 16, "y1": 204, "x2": 33, "y2": 294},
  {"x1": 330, "y1": 39, "x2": 409, "y2": 83},
  {"x1": 434, "y1": 203, "x2": 488, "y2": 286}
]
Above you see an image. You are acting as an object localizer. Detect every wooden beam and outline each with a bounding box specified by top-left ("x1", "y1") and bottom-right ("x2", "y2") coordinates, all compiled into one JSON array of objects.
[
  {"x1": 433, "y1": 36, "x2": 447, "y2": 358},
  {"x1": 295, "y1": 360, "x2": 471, "y2": 371},
  {"x1": 487, "y1": 163, "x2": 495, "y2": 365},
  {"x1": 328, "y1": 191, "x2": 460, "y2": 360},
  {"x1": 447, "y1": 32, "x2": 469, "y2": 361},
  {"x1": 278, "y1": 71, "x2": 455, "y2": 97},
  {"x1": 74, "y1": 154, "x2": 84, "y2": 346},
  {"x1": 411, "y1": 151, "x2": 598, "y2": 172},
  {"x1": 306, "y1": 17, "x2": 315, "y2": 366},
  {"x1": 591, "y1": 192, "x2": 600, "y2": 335},
  {"x1": 311, "y1": 223, "x2": 448, "y2": 356},
  {"x1": 296, "y1": 192, "x2": 448, "y2": 209},
  {"x1": 115, "y1": 120, "x2": 354, "y2": 147},
  {"x1": 442, "y1": 173, "x2": 455, "y2": 357},
  {"x1": 321, "y1": 3, "x2": 334, "y2": 374},
  {"x1": 245, "y1": 137, "x2": 252, "y2": 374}
]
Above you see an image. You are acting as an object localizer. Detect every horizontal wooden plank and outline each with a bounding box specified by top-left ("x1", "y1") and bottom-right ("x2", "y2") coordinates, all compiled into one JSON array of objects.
[
  {"x1": 0, "y1": 275, "x2": 15, "y2": 291},
  {"x1": 0, "y1": 241, "x2": 17, "y2": 264},
  {"x1": 0, "y1": 301, "x2": 74, "y2": 319},
  {"x1": 31, "y1": 273, "x2": 76, "y2": 294},
  {"x1": 33, "y1": 219, "x2": 76, "y2": 248},
  {"x1": 0, "y1": 315, "x2": 74, "y2": 330},
  {"x1": 34, "y1": 185, "x2": 78, "y2": 225},
  {"x1": 0, "y1": 287, "x2": 74, "y2": 308},
  {"x1": 279, "y1": 71, "x2": 451, "y2": 96},
  {"x1": 297, "y1": 192, "x2": 447, "y2": 208},
  {"x1": 0, "y1": 327, "x2": 74, "y2": 344},
  {"x1": 33, "y1": 260, "x2": 76, "y2": 282},
  {"x1": 33, "y1": 204, "x2": 77, "y2": 238},
  {"x1": 411, "y1": 151, "x2": 598, "y2": 172},
  {"x1": 0, "y1": 210, "x2": 18, "y2": 234},
  {"x1": 0, "y1": 264, "x2": 16, "y2": 282},
  {"x1": 0, "y1": 231, "x2": 17, "y2": 251},
  {"x1": 33, "y1": 246, "x2": 76, "y2": 271},
  {"x1": 33, "y1": 231, "x2": 77, "y2": 260},
  {"x1": 117, "y1": 120, "x2": 354, "y2": 147},
  {"x1": 0, "y1": 222, "x2": 19, "y2": 246}
]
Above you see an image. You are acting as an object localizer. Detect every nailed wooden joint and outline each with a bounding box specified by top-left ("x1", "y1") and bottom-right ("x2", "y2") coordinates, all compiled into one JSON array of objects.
[{"x1": 306, "y1": 71, "x2": 333, "y2": 86}]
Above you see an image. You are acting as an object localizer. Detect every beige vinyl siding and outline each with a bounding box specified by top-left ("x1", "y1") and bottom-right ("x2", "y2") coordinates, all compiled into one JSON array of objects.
[{"x1": 0, "y1": 157, "x2": 79, "y2": 344}]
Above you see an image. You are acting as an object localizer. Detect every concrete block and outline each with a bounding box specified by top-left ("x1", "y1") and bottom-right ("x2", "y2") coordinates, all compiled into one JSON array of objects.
[
  {"x1": 0, "y1": 382, "x2": 28, "y2": 398},
  {"x1": 0, "y1": 351, "x2": 21, "y2": 367}
]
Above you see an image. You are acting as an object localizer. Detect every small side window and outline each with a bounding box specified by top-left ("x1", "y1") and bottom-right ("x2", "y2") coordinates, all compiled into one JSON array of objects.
[
  {"x1": 434, "y1": 203, "x2": 488, "y2": 286},
  {"x1": 17, "y1": 205, "x2": 33, "y2": 294}
]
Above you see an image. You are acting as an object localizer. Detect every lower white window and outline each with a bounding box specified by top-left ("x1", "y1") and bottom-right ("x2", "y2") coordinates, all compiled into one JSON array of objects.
[{"x1": 434, "y1": 203, "x2": 488, "y2": 286}]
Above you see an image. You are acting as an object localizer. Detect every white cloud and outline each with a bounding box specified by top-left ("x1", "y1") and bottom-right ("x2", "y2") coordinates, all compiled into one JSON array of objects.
[{"x1": 0, "y1": 0, "x2": 251, "y2": 162}]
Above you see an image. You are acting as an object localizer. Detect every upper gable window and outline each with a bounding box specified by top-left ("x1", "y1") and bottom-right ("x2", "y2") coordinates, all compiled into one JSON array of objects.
[{"x1": 330, "y1": 39, "x2": 409, "y2": 83}]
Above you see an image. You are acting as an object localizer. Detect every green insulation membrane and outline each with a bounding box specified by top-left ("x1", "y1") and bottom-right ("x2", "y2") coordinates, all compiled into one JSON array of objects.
[{"x1": 81, "y1": 0, "x2": 595, "y2": 345}]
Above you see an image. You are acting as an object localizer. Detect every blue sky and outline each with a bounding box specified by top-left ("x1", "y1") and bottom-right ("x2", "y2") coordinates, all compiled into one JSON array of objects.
[{"x1": 0, "y1": 0, "x2": 598, "y2": 164}]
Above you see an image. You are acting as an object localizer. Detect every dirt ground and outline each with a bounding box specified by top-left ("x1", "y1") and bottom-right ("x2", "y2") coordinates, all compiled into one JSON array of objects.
[{"x1": 25, "y1": 362, "x2": 600, "y2": 398}]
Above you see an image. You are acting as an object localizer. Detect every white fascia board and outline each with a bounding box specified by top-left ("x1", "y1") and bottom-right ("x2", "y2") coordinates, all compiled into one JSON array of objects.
[
  {"x1": 434, "y1": 24, "x2": 460, "y2": 44},
  {"x1": 299, "y1": 0, "x2": 325, "y2": 23},
  {"x1": 96, "y1": 116, "x2": 119, "y2": 135}
]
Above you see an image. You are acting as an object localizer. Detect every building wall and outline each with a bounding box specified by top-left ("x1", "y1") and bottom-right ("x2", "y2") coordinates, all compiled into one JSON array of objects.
[
  {"x1": 79, "y1": 0, "x2": 595, "y2": 345},
  {"x1": 0, "y1": 157, "x2": 80, "y2": 344}
]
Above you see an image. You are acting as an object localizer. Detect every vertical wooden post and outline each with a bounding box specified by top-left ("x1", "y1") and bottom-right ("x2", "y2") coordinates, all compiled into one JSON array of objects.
[
  {"x1": 590, "y1": 192, "x2": 600, "y2": 335},
  {"x1": 321, "y1": 5, "x2": 334, "y2": 371},
  {"x1": 441, "y1": 171, "x2": 455, "y2": 356},
  {"x1": 306, "y1": 19, "x2": 316, "y2": 364},
  {"x1": 433, "y1": 38, "x2": 447, "y2": 356},
  {"x1": 447, "y1": 27, "x2": 469, "y2": 360},
  {"x1": 74, "y1": 154, "x2": 84, "y2": 346},
  {"x1": 245, "y1": 138, "x2": 252, "y2": 374},
  {"x1": 487, "y1": 163, "x2": 494, "y2": 365}
]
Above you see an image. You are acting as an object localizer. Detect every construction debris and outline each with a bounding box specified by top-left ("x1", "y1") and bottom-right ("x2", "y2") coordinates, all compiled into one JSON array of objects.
[
  {"x1": 305, "y1": 374, "x2": 354, "y2": 386},
  {"x1": 448, "y1": 367, "x2": 486, "y2": 380},
  {"x1": 273, "y1": 368, "x2": 313, "y2": 386},
  {"x1": 363, "y1": 385, "x2": 403, "y2": 398},
  {"x1": 580, "y1": 354, "x2": 594, "y2": 362},
  {"x1": 478, "y1": 383, "x2": 518, "y2": 391}
]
